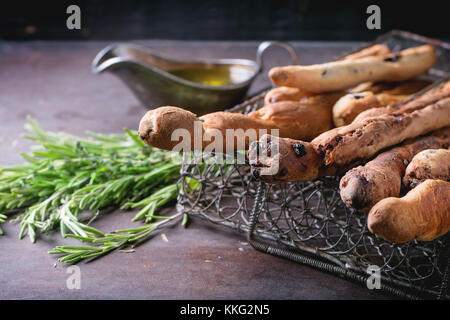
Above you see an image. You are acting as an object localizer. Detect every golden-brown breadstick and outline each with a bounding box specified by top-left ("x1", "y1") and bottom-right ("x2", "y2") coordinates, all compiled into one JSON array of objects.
[
  {"x1": 333, "y1": 79, "x2": 432, "y2": 126},
  {"x1": 368, "y1": 179, "x2": 450, "y2": 243},
  {"x1": 264, "y1": 87, "x2": 310, "y2": 104},
  {"x1": 269, "y1": 45, "x2": 436, "y2": 92},
  {"x1": 249, "y1": 93, "x2": 342, "y2": 140},
  {"x1": 139, "y1": 93, "x2": 343, "y2": 151},
  {"x1": 264, "y1": 44, "x2": 392, "y2": 105},
  {"x1": 332, "y1": 91, "x2": 409, "y2": 127},
  {"x1": 403, "y1": 149, "x2": 450, "y2": 189},
  {"x1": 339, "y1": 128, "x2": 450, "y2": 212},
  {"x1": 353, "y1": 79, "x2": 450, "y2": 122}
]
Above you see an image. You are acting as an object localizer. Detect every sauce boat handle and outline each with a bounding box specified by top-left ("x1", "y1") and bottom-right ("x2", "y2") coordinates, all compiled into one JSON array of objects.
[{"x1": 255, "y1": 41, "x2": 298, "y2": 74}]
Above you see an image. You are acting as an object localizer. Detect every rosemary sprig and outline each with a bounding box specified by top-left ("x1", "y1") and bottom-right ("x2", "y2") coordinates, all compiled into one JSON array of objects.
[
  {"x1": 50, "y1": 210, "x2": 183, "y2": 264},
  {"x1": 0, "y1": 116, "x2": 185, "y2": 263}
]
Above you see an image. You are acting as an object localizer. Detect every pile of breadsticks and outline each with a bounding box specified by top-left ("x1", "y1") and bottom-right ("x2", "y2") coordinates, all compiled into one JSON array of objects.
[{"x1": 138, "y1": 43, "x2": 449, "y2": 245}]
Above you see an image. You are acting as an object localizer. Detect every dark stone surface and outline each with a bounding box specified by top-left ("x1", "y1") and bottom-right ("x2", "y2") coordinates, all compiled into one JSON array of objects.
[{"x1": 0, "y1": 40, "x2": 388, "y2": 299}]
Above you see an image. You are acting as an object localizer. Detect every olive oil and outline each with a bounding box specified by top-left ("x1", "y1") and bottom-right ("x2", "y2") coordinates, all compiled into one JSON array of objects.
[{"x1": 169, "y1": 65, "x2": 254, "y2": 86}]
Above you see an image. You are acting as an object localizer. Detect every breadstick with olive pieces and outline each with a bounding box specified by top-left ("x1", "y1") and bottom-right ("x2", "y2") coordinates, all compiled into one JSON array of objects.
[
  {"x1": 264, "y1": 44, "x2": 392, "y2": 105},
  {"x1": 403, "y1": 148, "x2": 450, "y2": 189},
  {"x1": 368, "y1": 179, "x2": 450, "y2": 244},
  {"x1": 248, "y1": 98, "x2": 450, "y2": 183},
  {"x1": 248, "y1": 135, "x2": 340, "y2": 183},
  {"x1": 339, "y1": 128, "x2": 450, "y2": 212},
  {"x1": 269, "y1": 45, "x2": 436, "y2": 92},
  {"x1": 313, "y1": 97, "x2": 450, "y2": 167}
]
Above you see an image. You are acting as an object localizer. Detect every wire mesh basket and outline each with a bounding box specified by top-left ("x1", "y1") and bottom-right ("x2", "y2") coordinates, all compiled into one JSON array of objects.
[{"x1": 176, "y1": 30, "x2": 450, "y2": 300}]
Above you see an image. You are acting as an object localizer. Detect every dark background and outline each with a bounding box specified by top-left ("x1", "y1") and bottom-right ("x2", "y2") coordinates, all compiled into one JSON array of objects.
[{"x1": 1, "y1": 0, "x2": 449, "y2": 41}]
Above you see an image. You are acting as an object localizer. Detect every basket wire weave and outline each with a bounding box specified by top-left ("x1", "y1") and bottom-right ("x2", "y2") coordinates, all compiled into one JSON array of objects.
[{"x1": 176, "y1": 31, "x2": 450, "y2": 299}]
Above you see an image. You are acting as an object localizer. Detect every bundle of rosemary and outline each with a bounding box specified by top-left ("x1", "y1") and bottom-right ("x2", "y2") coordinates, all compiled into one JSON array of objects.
[{"x1": 0, "y1": 116, "x2": 187, "y2": 263}]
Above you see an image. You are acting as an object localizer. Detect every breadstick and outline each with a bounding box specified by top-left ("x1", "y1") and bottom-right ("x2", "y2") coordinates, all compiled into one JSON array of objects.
[
  {"x1": 403, "y1": 149, "x2": 450, "y2": 189},
  {"x1": 248, "y1": 135, "x2": 338, "y2": 183},
  {"x1": 139, "y1": 93, "x2": 343, "y2": 151},
  {"x1": 138, "y1": 106, "x2": 280, "y2": 151},
  {"x1": 333, "y1": 79, "x2": 432, "y2": 126},
  {"x1": 248, "y1": 98, "x2": 450, "y2": 183},
  {"x1": 313, "y1": 97, "x2": 450, "y2": 167},
  {"x1": 269, "y1": 45, "x2": 436, "y2": 92},
  {"x1": 353, "y1": 79, "x2": 450, "y2": 122},
  {"x1": 264, "y1": 44, "x2": 392, "y2": 105},
  {"x1": 375, "y1": 93, "x2": 410, "y2": 106},
  {"x1": 249, "y1": 93, "x2": 342, "y2": 140},
  {"x1": 264, "y1": 87, "x2": 310, "y2": 104},
  {"x1": 368, "y1": 179, "x2": 450, "y2": 243},
  {"x1": 339, "y1": 128, "x2": 450, "y2": 212},
  {"x1": 332, "y1": 92, "x2": 409, "y2": 127}
]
